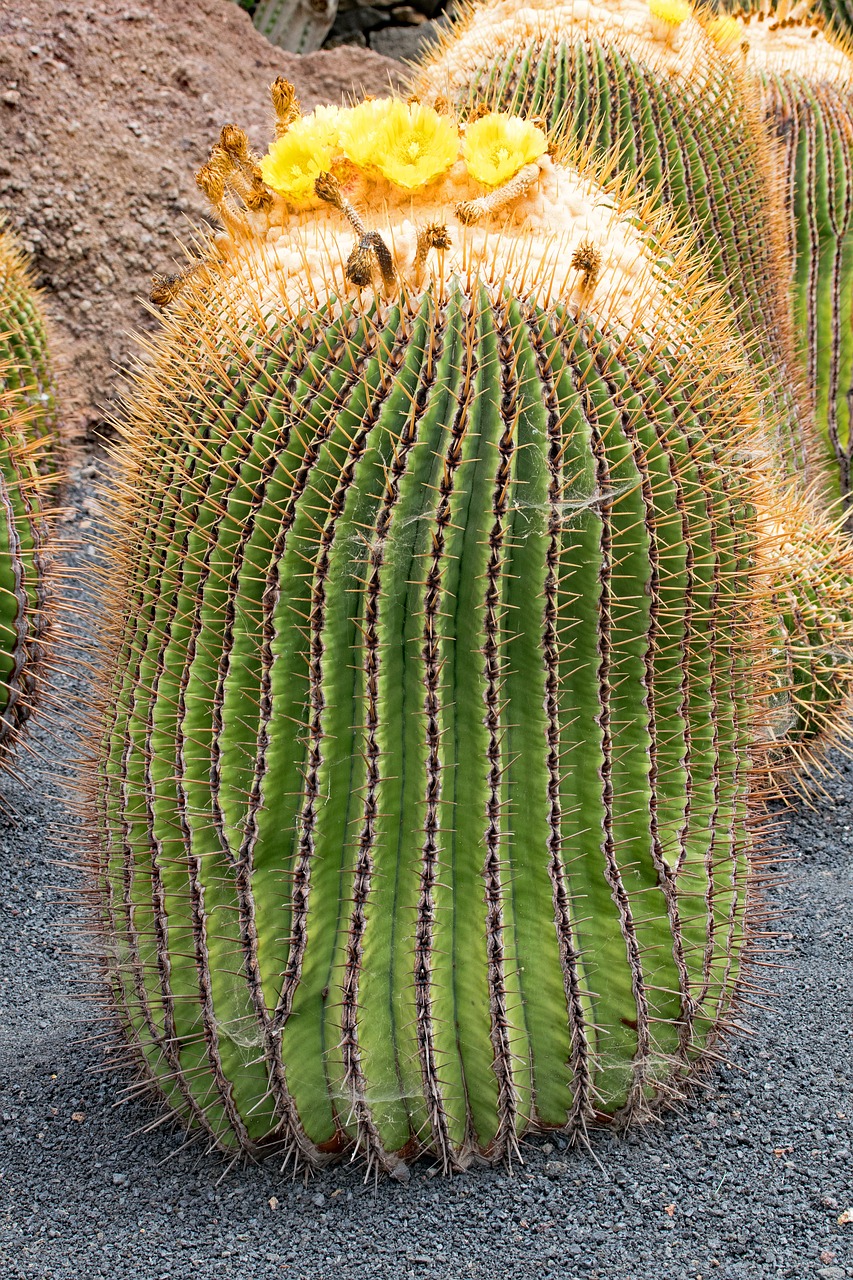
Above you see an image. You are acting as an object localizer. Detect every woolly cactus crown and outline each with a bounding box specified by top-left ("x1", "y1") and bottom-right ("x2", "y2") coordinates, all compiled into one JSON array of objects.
[{"x1": 186, "y1": 89, "x2": 716, "y2": 342}]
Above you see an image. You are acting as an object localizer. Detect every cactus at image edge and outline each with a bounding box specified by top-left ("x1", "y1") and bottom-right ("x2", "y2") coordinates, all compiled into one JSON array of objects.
[
  {"x1": 411, "y1": 0, "x2": 814, "y2": 487},
  {"x1": 706, "y1": 4, "x2": 853, "y2": 519},
  {"x1": 758, "y1": 483, "x2": 853, "y2": 774},
  {"x1": 91, "y1": 92, "x2": 772, "y2": 1173},
  {"x1": 0, "y1": 227, "x2": 55, "y2": 760}
]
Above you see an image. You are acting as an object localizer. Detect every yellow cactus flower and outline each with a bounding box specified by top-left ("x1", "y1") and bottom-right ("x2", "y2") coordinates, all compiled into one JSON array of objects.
[
  {"x1": 368, "y1": 101, "x2": 460, "y2": 189},
  {"x1": 259, "y1": 118, "x2": 337, "y2": 205},
  {"x1": 462, "y1": 113, "x2": 547, "y2": 189},
  {"x1": 705, "y1": 14, "x2": 743, "y2": 53},
  {"x1": 648, "y1": 0, "x2": 691, "y2": 27},
  {"x1": 338, "y1": 98, "x2": 399, "y2": 172}
]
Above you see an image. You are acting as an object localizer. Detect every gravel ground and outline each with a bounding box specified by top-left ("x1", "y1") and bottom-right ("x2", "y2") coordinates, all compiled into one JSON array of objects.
[{"x1": 0, "y1": 462, "x2": 852, "y2": 1280}]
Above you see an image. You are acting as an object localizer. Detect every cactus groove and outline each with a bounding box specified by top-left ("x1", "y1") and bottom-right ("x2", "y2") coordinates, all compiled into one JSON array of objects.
[{"x1": 90, "y1": 111, "x2": 773, "y2": 1168}]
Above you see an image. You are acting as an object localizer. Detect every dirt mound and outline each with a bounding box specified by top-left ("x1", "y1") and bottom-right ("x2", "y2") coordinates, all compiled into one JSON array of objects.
[{"x1": 0, "y1": 0, "x2": 404, "y2": 441}]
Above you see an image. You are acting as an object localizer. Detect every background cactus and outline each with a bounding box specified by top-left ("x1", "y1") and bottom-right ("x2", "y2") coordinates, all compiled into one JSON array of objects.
[
  {"x1": 88, "y1": 96, "x2": 774, "y2": 1172},
  {"x1": 411, "y1": 0, "x2": 815, "y2": 487},
  {"x1": 758, "y1": 483, "x2": 853, "y2": 774},
  {"x1": 233, "y1": 0, "x2": 338, "y2": 54},
  {"x1": 0, "y1": 226, "x2": 55, "y2": 760},
  {"x1": 706, "y1": 4, "x2": 853, "y2": 518}
]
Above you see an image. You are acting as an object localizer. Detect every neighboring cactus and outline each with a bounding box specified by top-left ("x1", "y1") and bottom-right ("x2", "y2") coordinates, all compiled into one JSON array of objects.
[
  {"x1": 234, "y1": 0, "x2": 338, "y2": 54},
  {"x1": 88, "y1": 92, "x2": 777, "y2": 1173},
  {"x1": 0, "y1": 227, "x2": 55, "y2": 760},
  {"x1": 705, "y1": 4, "x2": 853, "y2": 518},
  {"x1": 411, "y1": 0, "x2": 815, "y2": 486},
  {"x1": 758, "y1": 483, "x2": 853, "y2": 773}
]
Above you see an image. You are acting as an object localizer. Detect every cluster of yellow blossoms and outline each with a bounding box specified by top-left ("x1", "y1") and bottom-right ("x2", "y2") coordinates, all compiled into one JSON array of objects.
[{"x1": 259, "y1": 99, "x2": 548, "y2": 207}]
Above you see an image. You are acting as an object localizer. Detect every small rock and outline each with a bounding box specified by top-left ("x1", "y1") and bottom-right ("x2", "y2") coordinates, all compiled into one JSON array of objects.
[
  {"x1": 370, "y1": 20, "x2": 440, "y2": 61},
  {"x1": 111, "y1": 1172, "x2": 128, "y2": 1186},
  {"x1": 817, "y1": 1268, "x2": 845, "y2": 1280},
  {"x1": 2, "y1": 90, "x2": 21, "y2": 106},
  {"x1": 388, "y1": 1157, "x2": 411, "y2": 1183},
  {"x1": 268, "y1": 1196, "x2": 280, "y2": 1211},
  {"x1": 391, "y1": 6, "x2": 427, "y2": 23},
  {"x1": 329, "y1": 6, "x2": 386, "y2": 38}
]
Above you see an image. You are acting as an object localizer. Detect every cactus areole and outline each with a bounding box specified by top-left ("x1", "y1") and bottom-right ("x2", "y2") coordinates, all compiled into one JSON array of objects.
[{"x1": 93, "y1": 94, "x2": 764, "y2": 1173}]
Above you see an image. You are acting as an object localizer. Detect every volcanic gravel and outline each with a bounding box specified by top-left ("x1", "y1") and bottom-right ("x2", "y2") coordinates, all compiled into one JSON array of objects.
[{"x1": 0, "y1": 465, "x2": 850, "y2": 1279}]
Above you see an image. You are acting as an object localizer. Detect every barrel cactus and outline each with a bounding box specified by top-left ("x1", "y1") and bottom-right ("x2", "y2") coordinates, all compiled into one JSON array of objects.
[
  {"x1": 759, "y1": 484, "x2": 853, "y2": 774},
  {"x1": 411, "y1": 0, "x2": 815, "y2": 486},
  {"x1": 0, "y1": 227, "x2": 55, "y2": 761},
  {"x1": 89, "y1": 91, "x2": 777, "y2": 1173},
  {"x1": 704, "y1": 5, "x2": 853, "y2": 517}
]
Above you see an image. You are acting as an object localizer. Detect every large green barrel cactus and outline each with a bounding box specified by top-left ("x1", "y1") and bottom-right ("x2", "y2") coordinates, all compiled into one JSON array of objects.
[
  {"x1": 705, "y1": 5, "x2": 853, "y2": 517},
  {"x1": 91, "y1": 95, "x2": 771, "y2": 1172},
  {"x1": 411, "y1": 0, "x2": 815, "y2": 487},
  {"x1": 0, "y1": 227, "x2": 55, "y2": 759}
]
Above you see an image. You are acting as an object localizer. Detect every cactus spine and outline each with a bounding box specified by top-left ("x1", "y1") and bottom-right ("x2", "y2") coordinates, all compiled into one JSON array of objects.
[
  {"x1": 86, "y1": 94, "x2": 776, "y2": 1171},
  {"x1": 412, "y1": 0, "x2": 814, "y2": 486},
  {"x1": 0, "y1": 227, "x2": 55, "y2": 759}
]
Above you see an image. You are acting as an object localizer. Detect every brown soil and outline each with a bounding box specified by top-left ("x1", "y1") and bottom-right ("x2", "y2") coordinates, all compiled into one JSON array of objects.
[{"x1": 0, "y1": 0, "x2": 405, "y2": 441}]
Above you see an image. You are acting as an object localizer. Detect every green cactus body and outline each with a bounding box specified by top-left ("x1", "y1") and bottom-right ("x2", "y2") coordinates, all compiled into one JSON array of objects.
[
  {"x1": 0, "y1": 228, "x2": 55, "y2": 757},
  {"x1": 412, "y1": 0, "x2": 814, "y2": 488},
  {"x1": 92, "y1": 108, "x2": 766, "y2": 1170},
  {"x1": 703, "y1": 4, "x2": 853, "y2": 516}
]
